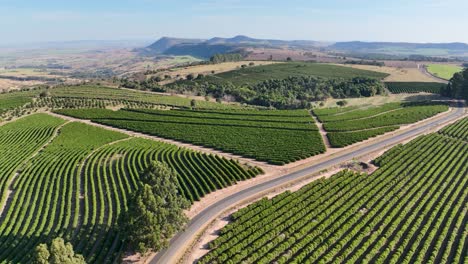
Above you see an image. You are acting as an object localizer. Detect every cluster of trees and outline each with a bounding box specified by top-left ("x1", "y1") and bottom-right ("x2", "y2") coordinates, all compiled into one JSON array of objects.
[
  {"x1": 119, "y1": 77, "x2": 165, "y2": 92},
  {"x1": 210, "y1": 53, "x2": 244, "y2": 64},
  {"x1": 34, "y1": 238, "x2": 85, "y2": 264},
  {"x1": 119, "y1": 161, "x2": 190, "y2": 254},
  {"x1": 344, "y1": 60, "x2": 385, "y2": 66},
  {"x1": 171, "y1": 76, "x2": 384, "y2": 109},
  {"x1": 442, "y1": 68, "x2": 468, "y2": 100}
]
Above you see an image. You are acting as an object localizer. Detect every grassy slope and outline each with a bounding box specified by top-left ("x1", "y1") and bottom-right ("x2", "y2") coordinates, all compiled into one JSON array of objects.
[{"x1": 427, "y1": 64, "x2": 463, "y2": 80}]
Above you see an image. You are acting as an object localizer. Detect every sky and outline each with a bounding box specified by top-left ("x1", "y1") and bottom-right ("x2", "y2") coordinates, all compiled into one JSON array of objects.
[{"x1": 1, "y1": 0, "x2": 467, "y2": 44}]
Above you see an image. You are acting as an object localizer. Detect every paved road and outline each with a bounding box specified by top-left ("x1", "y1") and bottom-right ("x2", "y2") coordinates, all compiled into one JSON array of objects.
[{"x1": 152, "y1": 103, "x2": 465, "y2": 264}]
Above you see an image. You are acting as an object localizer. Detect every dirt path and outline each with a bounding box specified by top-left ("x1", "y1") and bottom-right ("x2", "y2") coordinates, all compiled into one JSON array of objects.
[
  {"x1": 0, "y1": 121, "x2": 71, "y2": 218},
  {"x1": 309, "y1": 112, "x2": 331, "y2": 149},
  {"x1": 418, "y1": 64, "x2": 449, "y2": 83}
]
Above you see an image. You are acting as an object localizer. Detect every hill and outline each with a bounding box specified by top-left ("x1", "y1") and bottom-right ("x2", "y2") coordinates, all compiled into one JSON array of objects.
[{"x1": 142, "y1": 35, "x2": 324, "y2": 58}]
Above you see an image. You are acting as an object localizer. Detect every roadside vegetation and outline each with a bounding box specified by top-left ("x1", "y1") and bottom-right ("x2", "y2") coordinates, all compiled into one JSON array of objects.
[
  {"x1": 55, "y1": 108, "x2": 325, "y2": 165},
  {"x1": 200, "y1": 127, "x2": 468, "y2": 264},
  {"x1": 313, "y1": 102, "x2": 449, "y2": 147}
]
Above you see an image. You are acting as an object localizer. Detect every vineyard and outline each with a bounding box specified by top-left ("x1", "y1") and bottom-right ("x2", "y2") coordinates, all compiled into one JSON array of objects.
[
  {"x1": 313, "y1": 102, "x2": 449, "y2": 147},
  {"x1": 385, "y1": 82, "x2": 445, "y2": 94},
  {"x1": 439, "y1": 117, "x2": 468, "y2": 141},
  {"x1": 0, "y1": 114, "x2": 261, "y2": 263},
  {"x1": 200, "y1": 131, "x2": 468, "y2": 264},
  {"x1": 55, "y1": 108, "x2": 326, "y2": 165}
]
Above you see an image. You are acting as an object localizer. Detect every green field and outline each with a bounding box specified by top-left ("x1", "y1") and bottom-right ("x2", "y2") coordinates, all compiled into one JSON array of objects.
[
  {"x1": 313, "y1": 102, "x2": 449, "y2": 147},
  {"x1": 427, "y1": 64, "x2": 463, "y2": 80},
  {"x1": 200, "y1": 129, "x2": 468, "y2": 264},
  {"x1": 0, "y1": 114, "x2": 262, "y2": 263},
  {"x1": 385, "y1": 82, "x2": 445, "y2": 94},
  {"x1": 55, "y1": 108, "x2": 325, "y2": 165},
  {"x1": 174, "y1": 62, "x2": 389, "y2": 87}
]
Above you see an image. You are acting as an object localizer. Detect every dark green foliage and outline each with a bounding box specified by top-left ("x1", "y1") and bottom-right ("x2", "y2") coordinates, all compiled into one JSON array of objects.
[
  {"x1": 34, "y1": 238, "x2": 85, "y2": 264},
  {"x1": 442, "y1": 68, "x2": 468, "y2": 100},
  {"x1": 200, "y1": 133, "x2": 468, "y2": 263},
  {"x1": 172, "y1": 75, "x2": 386, "y2": 109},
  {"x1": 385, "y1": 82, "x2": 445, "y2": 94},
  {"x1": 210, "y1": 53, "x2": 244, "y2": 63},
  {"x1": 119, "y1": 161, "x2": 190, "y2": 254},
  {"x1": 55, "y1": 108, "x2": 326, "y2": 165},
  {"x1": 344, "y1": 60, "x2": 385, "y2": 66}
]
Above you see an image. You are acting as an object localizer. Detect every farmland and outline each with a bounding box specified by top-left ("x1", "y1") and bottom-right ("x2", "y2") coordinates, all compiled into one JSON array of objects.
[
  {"x1": 55, "y1": 108, "x2": 325, "y2": 165},
  {"x1": 385, "y1": 82, "x2": 445, "y2": 94},
  {"x1": 339, "y1": 64, "x2": 440, "y2": 82},
  {"x1": 313, "y1": 102, "x2": 449, "y2": 147},
  {"x1": 427, "y1": 64, "x2": 463, "y2": 80},
  {"x1": 200, "y1": 129, "x2": 468, "y2": 264},
  {"x1": 0, "y1": 114, "x2": 261, "y2": 263},
  {"x1": 172, "y1": 62, "x2": 389, "y2": 87}
]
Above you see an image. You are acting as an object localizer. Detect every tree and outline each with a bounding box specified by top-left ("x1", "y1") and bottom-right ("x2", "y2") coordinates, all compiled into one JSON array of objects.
[
  {"x1": 186, "y1": 74, "x2": 196, "y2": 81},
  {"x1": 443, "y1": 68, "x2": 468, "y2": 101},
  {"x1": 336, "y1": 100, "x2": 348, "y2": 107},
  {"x1": 190, "y1": 99, "x2": 197, "y2": 109},
  {"x1": 286, "y1": 57, "x2": 292, "y2": 61},
  {"x1": 34, "y1": 238, "x2": 85, "y2": 264},
  {"x1": 120, "y1": 161, "x2": 190, "y2": 254}
]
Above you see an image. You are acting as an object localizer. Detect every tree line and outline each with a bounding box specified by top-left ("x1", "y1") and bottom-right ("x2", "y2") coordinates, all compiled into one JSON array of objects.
[{"x1": 442, "y1": 67, "x2": 468, "y2": 101}]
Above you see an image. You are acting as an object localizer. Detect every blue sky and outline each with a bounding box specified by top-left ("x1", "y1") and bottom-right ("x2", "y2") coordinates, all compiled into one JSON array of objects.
[{"x1": 1, "y1": 0, "x2": 467, "y2": 44}]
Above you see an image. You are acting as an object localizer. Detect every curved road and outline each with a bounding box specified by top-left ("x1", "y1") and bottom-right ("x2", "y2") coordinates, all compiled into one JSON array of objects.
[{"x1": 152, "y1": 103, "x2": 465, "y2": 264}]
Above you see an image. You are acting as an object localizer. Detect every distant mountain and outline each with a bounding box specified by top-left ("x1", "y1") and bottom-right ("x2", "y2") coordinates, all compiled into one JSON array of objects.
[
  {"x1": 331, "y1": 41, "x2": 468, "y2": 55},
  {"x1": 141, "y1": 35, "x2": 324, "y2": 58},
  {"x1": 145, "y1": 37, "x2": 205, "y2": 54}
]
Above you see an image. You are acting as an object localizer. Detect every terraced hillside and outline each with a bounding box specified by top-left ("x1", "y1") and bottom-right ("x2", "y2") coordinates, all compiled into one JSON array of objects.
[
  {"x1": 200, "y1": 127, "x2": 468, "y2": 264},
  {"x1": 55, "y1": 108, "x2": 326, "y2": 165},
  {"x1": 0, "y1": 114, "x2": 261, "y2": 263},
  {"x1": 313, "y1": 102, "x2": 449, "y2": 147}
]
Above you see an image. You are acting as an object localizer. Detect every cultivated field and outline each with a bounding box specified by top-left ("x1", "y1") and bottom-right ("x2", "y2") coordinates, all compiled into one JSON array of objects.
[
  {"x1": 156, "y1": 61, "x2": 279, "y2": 84},
  {"x1": 54, "y1": 108, "x2": 326, "y2": 165},
  {"x1": 173, "y1": 62, "x2": 388, "y2": 87},
  {"x1": 340, "y1": 64, "x2": 440, "y2": 82},
  {"x1": 385, "y1": 82, "x2": 445, "y2": 94},
  {"x1": 200, "y1": 124, "x2": 468, "y2": 264},
  {"x1": 313, "y1": 102, "x2": 449, "y2": 147},
  {"x1": 427, "y1": 64, "x2": 463, "y2": 80},
  {"x1": 0, "y1": 114, "x2": 261, "y2": 263}
]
